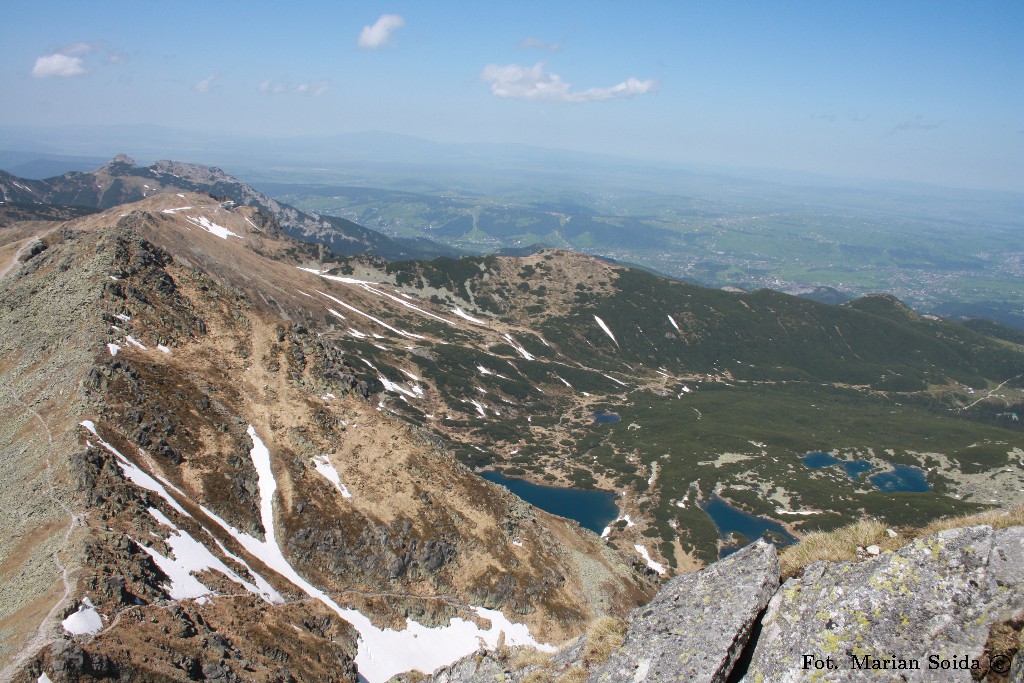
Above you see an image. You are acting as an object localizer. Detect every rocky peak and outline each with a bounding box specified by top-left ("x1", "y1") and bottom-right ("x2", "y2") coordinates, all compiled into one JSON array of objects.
[
  {"x1": 97, "y1": 154, "x2": 137, "y2": 173},
  {"x1": 151, "y1": 159, "x2": 234, "y2": 185}
]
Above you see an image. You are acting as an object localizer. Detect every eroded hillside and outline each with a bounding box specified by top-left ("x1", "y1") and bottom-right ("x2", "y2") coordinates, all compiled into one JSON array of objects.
[{"x1": 0, "y1": 195, "x2": 649, "y2": 682}]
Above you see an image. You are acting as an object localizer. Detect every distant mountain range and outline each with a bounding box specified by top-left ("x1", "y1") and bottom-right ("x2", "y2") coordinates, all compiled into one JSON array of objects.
[{"x1": 0, "y1": 155, "x2": 456, "y2": 261}]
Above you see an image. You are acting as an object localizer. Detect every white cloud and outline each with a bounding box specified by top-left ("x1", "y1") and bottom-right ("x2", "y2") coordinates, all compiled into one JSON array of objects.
[
  {"x1": 358, "y1": 14, "x2": 405, "y2": 49},
  {"x1": 259, "y1": 79, "x2": 329, "y2": 97},
  {"x1": 517, "y1": 37, "x2": 562, "y2": 52},
  {"x1": 32, "y1": 54, "x2": 86, "y2": 78},
  {"x1": 60, "y1": 42, "x2": 96, "y2": 56},
  {"x1": 259, "y1": 79, "x2": 284, "y2": 94},
  {"x1": 194, "y1": 72, "x2": 218, "y2": 93},
  {"x1": 295, "y1": 81, "x2": 330, "y2": 96},
  {"x1": 480, "y1": 63, "x2": 656, "y2": 103}
]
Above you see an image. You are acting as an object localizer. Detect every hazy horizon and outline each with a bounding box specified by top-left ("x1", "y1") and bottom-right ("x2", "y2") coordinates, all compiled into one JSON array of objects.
[{"x1": 3, "y1": 1, "x2": 1022, "y2": 192}]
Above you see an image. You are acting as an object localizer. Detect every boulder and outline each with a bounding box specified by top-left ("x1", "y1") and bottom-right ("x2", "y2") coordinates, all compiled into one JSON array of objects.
[
  {"x1": 744, "y1": 525, "x2": 1024, "y2": 681},
  {"x1": 589, "y1": 539, "x2": 779, "y2": 683}
]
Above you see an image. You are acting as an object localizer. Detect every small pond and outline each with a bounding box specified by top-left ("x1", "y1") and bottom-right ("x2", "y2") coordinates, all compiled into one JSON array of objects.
[
  {"x1": 869, "y1": 465, "x2": 931, "y2": 492},
  {"x1": 801, "y1": 452, "x2": 839, "y2": 468},
  {"x1": 592, "y1": 412, "x2": 621, "y2": 424},
  {"x1": 702, "y1": 496, "x2": 797, "y2": 558},
  {"x1": 840, "y1": 459, "x2": 874, "y2": 480},
  {"x1": 480, "y1": 470, "x2": 619, "y2": 535}
]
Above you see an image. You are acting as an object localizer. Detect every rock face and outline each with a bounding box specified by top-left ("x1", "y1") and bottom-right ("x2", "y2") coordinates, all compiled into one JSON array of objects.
[
  {"x1": 589, "y1": 540, "x2": 779, "y2": 683},
  {"x1": 745, "y1": 525, "x2": 1024, "y2": 682},
  {"x1": 426, "y1": 525, "x2": 1024, "y2": 683}
]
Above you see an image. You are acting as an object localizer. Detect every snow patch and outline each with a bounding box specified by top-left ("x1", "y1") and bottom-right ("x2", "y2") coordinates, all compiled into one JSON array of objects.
[
  {"x1": 593, "y1": 315, "x2": 619, "y2": 347},
  {"x1": 312, "y1": 455, "x2": 352, "y2": 498},
  {"x1": 80, "y1": 421, "x2": 190, "y2": 517},
  {"x1": 62, "y1": 598, "x2": 103, "y2": 636},
  {"x1": 107, "y1": 343, "x2": 121, "y2": 357},
  {"x1": 452, "y1": 307, "x2": 486, "y2": 325},
  {"x1": 317, "y1": 290, "x2": 425, "y2": 340},
  {"x1": 158, "y1": 344, "x2": 171, "y2": 354},
  {"x1": 634, "y1": 544, "x2": 666, "y2": 575},
  {"x1": 124, "y1": 335, "x2": 146, "y2": 350},
  {"x1": 379, "y1": 375, "x2": 422, "y2": 399},
  {"x1": 297, "y1": 267, "x2": 372, "y2": 283},
  {"x1": 300, "y1": 268, "x2": 459, "y2": 328},
  {"x1": 140, "y1": 507, "x2": 282, "y2": 603},
  {"x1": 184, "y1": 215, "x2": 242, "y2": 240},
  {"x1": 470, "y1": 400, "x2": 487, "y2": 418},
  {"x1": 601, "y1": 514, "x2": 635, "y2": 538},
  {"x1": 501, "y1": 334, "x2": 535, "y2": 361},
  {"x1": 601, "y1": 373, "x2": 628, "y2": 387}
]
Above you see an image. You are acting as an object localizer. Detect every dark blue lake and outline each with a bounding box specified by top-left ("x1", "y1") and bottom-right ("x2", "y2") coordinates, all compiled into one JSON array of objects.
[
  {"x1": 841, "y1": 460, "x2": 874, "y2": 479},
  {"x1": 480, "y1": 470, "x2": 619, "y2": 535},
  {"x1": 592, "y1": 412, "x2": 621, "y2": 424},
  {"x1": 869, "y1": 465, "x2": 930, "y2": 492},
  {"x1": 801, "y1": 452, "x2": 873, "y2": 480},
  {"x1": 802, "y1": 452, "x2": 839, "y2": 468},
  {"x1": 702, "y1": 496, "x2": 797, "y2": 558}
]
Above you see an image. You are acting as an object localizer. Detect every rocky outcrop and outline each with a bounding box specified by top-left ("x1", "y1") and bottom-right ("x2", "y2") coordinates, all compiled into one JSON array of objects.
[
  {"x1": 590, "y1": 540, "x2": 778, "y2": 683},
  {"x1": 426, "y1": 526, "x2": 1024, "y2": 683},
  {"x1": 745, "y1": 524, "x2": 1024, "y2": 682}
]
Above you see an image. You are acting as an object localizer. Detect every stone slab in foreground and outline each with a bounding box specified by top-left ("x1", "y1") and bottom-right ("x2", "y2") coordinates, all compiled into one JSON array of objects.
[
  {"x1": 744, "y1": 525, "x2": 1024, "y2": 682},
  {"x1": 589, "y1": 539, "x2": 779, "y2": 683}
]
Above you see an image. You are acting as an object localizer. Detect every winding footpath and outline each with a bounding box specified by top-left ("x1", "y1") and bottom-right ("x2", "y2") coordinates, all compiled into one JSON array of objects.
[{"x1": 0, "y1": 388, "x2": 86, "y2": 681}]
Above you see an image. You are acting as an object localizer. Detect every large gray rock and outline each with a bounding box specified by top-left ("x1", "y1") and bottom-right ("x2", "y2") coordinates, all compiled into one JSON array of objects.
[
  {"x1": 589, "y1": 539, "x2": 780, "y2": 683},
  {"x1": 744, "y1": 525, "x2": 1024, "y2": 682}
]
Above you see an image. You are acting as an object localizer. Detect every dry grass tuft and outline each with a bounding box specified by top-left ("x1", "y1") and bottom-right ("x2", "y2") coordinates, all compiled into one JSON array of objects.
[
  {"x1": 920, "y1": 503, "x2": 1024, "y2": 536},
  {"x1": 522, "y1": 671, "x2": 554, "y2": 683},
  {"x1": 555, "y1": 666, "x2": 589, "y2": 683},
  {"x1": 580, "y1": 617, "x2": 627, "y2": 669},
  {"x1": 780, "y1": 503, "x2": 1024, "y2": 578},
  {"x1": 779, "y1": 519, "x2": 892, "y2": 577},
  {"x1": 512, "y1": 647, "x2": 556, "y2": 670}
]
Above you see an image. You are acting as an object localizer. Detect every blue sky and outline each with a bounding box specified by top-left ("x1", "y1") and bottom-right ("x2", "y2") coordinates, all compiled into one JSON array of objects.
[{"x1": 2, "y1": 1, "x2": 1022, "y2": 191}]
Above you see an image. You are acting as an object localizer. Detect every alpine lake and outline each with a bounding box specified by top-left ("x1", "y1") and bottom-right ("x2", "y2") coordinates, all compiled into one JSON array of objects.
[{"x1": 482, "y1": 445, "x2": 933, "y2": 563}]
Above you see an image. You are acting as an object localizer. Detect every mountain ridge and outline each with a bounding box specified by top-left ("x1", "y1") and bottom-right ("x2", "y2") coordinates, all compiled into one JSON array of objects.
[
  {"x1": 0, "y1": 194, "x2": 649, "y2": 681},
  {"x1": 0, "y1": 156, "x2": 457, "y2": 262},
  {"x1": 1, "y1": 188, "x2": 1022, "y2": 680}
]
